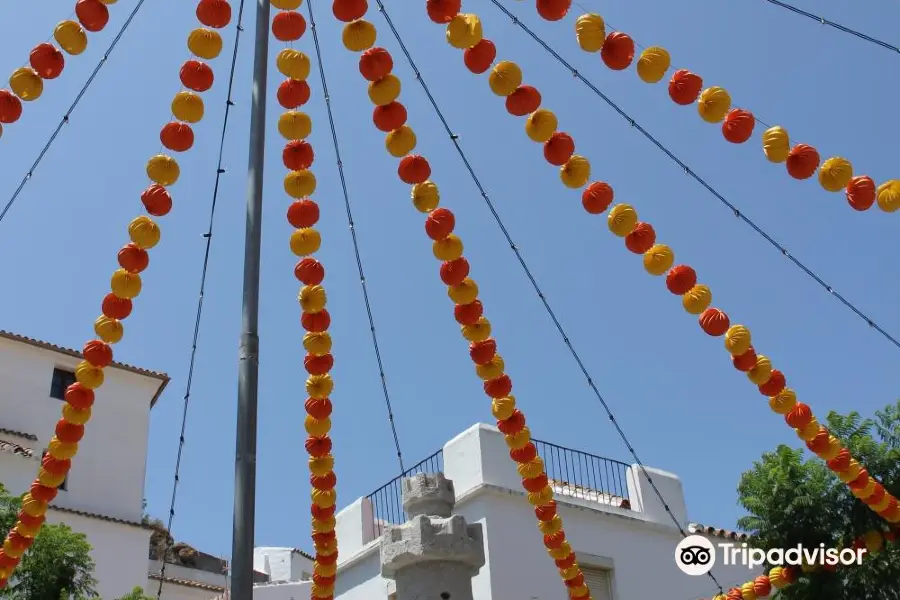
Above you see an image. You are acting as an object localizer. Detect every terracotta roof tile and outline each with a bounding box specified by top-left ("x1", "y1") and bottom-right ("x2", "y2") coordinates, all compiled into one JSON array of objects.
[
  {"x1": 0, "y1": 438, "x2": 36, "y2": 459},
  {"x1": 0, "y1": 427, "x2": 37, "y2": 441},
  {"x1": 148, "y1": 573, "x2": 225, "y2": 593},
  {"x1": 0, "y1": 330, "x2": 170, "y2": 407},
  {"x1": 689, "y1": 522, "x2": 750, "y2": 541},
  {"x1": 291, "y1": 548, "x2": 315, "y2": 561},
  {"x1": 48, "y1": 504, "x2": 152, "y2": 530}
]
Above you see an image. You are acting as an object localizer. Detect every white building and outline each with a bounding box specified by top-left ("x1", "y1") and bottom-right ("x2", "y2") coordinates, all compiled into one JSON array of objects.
[
  {"x1": 0, "y1": 330, "x2": 237, "y2": 600},
  {"x1": 247, "y1": 423, "x2": 759, "y2": 600}
]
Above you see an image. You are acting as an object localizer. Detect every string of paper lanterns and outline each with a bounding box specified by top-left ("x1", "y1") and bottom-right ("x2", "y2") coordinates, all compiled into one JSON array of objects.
[
  {"x1": 505, "y1": 1, "x2": 900, "y2": 213},
  {"x1": 425, "y1": 0, "x2": 900, "y2": 526},
  {"x1": 0, "y1": 0, "x2": 117, "y2": 139},
  {"x1": 704, "y1": 525, "x2": 900, "y2": 600},
  {"x1": 268, "y1": 1, "x2": 341, "y2": 598},
  {"x1": 0, "y1": 0, "x2": 231, "y2": 588},
  {"x1": 331, "y1": 1, "x2": 593, "y2": 597}
]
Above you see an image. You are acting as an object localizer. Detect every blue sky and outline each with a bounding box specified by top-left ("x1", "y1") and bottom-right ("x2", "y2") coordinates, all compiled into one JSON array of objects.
[{"x1": 1, "y1": 0, "x2": 898, "y2": 560}]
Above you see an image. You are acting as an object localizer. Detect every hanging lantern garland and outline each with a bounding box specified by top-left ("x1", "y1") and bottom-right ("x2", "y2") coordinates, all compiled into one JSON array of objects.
[
  {"x1": 267, "y1": 2, "x2": 340, "y2": 598},
  {"x1": 330, "y1": 1, "x2": 592, "y2": 598},
  {"x1": 424, "y1": 2, "x2": 900, "y2": 527},
  {"x1": 704, "y1": 525, "x2": 900, "y2": 600},
  {"x1": 511, "y1": 2, "x2": 900, "y2": 213},
  {"x1": 0, "y1": 0, "x2": 230, "y2": 589},
  {"x1": 0, "y1": 0, "x2": 118, "y2": 138}
]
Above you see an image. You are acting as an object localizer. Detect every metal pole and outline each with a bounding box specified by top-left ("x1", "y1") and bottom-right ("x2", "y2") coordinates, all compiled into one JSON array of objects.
[{"x1": 231, "y1": 0, "x2": 270, "y2": 594}]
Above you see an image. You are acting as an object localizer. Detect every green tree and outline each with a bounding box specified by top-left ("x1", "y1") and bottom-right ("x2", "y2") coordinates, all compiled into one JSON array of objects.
[
  {"x1": 736, "y1": 401, "x2": 900, "y2": 599},
  {"x1": 0, "y1": 483, "x2": 98, "y2": 599},
  {"x1": 113, "y1": 586, "x2": 154, "y2": 600}
]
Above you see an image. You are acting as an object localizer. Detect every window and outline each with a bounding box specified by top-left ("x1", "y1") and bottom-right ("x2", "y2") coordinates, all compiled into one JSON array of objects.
[
  {"x1": 50, "y1": 368, "x2": 77, "y2": 400},
  {"x1": 581, "y1": 565, "x2": 613, "y2": 600},
  {"x1": 41, "y1": 450, "x2": 68, "y2": 491}
]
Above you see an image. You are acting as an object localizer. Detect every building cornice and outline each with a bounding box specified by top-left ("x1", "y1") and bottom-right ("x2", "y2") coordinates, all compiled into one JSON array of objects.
[
  {"x1": 0, "y1": 330, "x2": 170, "y2": 408},
  {"x1": 147, "y1": 573, "x2": 225, "y2": 593}
]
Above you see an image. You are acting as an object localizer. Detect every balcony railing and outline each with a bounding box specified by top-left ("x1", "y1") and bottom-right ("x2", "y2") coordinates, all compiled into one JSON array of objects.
[{"x1": 365, "y1": 439, "x2": 631, "y2": 538}]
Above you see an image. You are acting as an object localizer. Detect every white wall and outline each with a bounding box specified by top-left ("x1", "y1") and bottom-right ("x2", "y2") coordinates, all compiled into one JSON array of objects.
[
  {"x1": 0, "y1": 336, "x2": 161, "y2": 522},
  {"x1": 42, "y1": 509, "x2": 152, "y2": 600},
  {"x1": 254, "y1": 547, "x2": 314, "y2": 582}
]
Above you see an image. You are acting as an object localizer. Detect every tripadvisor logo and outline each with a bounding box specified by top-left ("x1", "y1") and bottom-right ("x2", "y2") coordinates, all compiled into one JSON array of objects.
[{"x1": 674, "y1": 536, "x2": 866, "y2": 576}]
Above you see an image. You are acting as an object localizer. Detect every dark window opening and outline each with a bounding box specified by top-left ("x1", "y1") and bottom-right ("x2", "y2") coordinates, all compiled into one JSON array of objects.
[{"x1": 50, "y1": 368, "x2": 77, "y2": 400}]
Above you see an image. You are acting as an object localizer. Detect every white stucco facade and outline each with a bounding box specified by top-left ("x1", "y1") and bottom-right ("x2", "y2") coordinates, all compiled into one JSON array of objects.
[
  {"x1": 249, "y1": 423, "x2": 759, "y2": 600},
  {"x1": 0, "y1": 331, "x2": 168, "y2": 599}
]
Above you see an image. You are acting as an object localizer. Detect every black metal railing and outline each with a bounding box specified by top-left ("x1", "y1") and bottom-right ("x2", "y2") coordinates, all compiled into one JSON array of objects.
[
  {"x1": 365, "y1": 449, "x2": 444, "y2": 538},
  {"x1": 532, "y1": 439, "x2": 631, "y2": 510},
  {"x1": 365, "y1": 439, "x2": 632, "y2": 537}
]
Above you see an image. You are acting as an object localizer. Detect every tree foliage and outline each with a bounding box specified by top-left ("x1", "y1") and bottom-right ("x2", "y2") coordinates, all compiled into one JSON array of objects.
[
  {"x1": 113, "y1": 586, "x2": 154, "y2": 600},
  {"x1": 736, "y1": 401, "x2": 900, "y2": 599},
  {"x1": 0, "y1": 484, "x2": 97, "y2": 599}
]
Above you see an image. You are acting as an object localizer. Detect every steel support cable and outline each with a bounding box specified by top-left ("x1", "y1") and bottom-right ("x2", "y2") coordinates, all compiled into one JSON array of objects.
[
  {"x1": 0, "y1": 0, "x2": 152, "y2": 226},
  {"x1": 490, "y1": 0, "x2": 900, "y2": 352},
  {"x1": 758, "y1": 0, "x2": 899, "y2": 54},
  {"x1": 154, "y1": 3, "x2": 248, "y2": 597},
  {"x1": 304, "y1": 0, "x2": 405, "y2": 474},
  {"x1": 370, "y1": 1, "x2": 725, "y2": 594}
]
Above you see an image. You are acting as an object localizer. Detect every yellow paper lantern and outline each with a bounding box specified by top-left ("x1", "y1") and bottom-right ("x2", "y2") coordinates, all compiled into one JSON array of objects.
[
  {"x1": 643, "y1": 244, "x2": 674, "y2": 276},
  {"x1": 491, "y1": 396, "x2": 516, "y2": 420},
  {"x1": 448, "y1": 278, "x2": 479, "y2": 304},
  {"x1": 187, "y1": 28, "x2": 223, "y2": 60},
  {"x1": 489, "y1": 61, "x2": 523, "y2": 96},
  {"x1": 538, "y1": 515, "x2": 563, "y2": 535},
  {"x1": 277, "y1": 48, "x2": 310, "y2": 80},
  {"x1": 817, "y1": 156, "x2": 853, "y2": 192},
  {"x1": 111, "y1": 269, "x2": 142, "y2": 300},
  {"x1": 818, "y1": 435, "x2": 841, "y2": 460},
  {"x1": 63, "y1": 404, "x2": 92, "y2": 425},
  {"x1": 796, "y1": 418, "x2": 819, "y2": 441},
  {"x1": 278, "y1": 111, "x2": 312, "y2": 140},
  {"x1": 768, "y1": 388, "x2": 796, "y2": 414},
  {"x1": 740, "y1": 582, "x2": 757, "y2": 600},
  {"x1": 527, "y1": 487, "x2": 553, "y2": 506},
  {"x1": 768, "y1": 566, "x2": 785, "y2": 588},
  {"x1": 10, "y1": 67, "x2": 43, "y2": 101},
  {"x1": 299, "y1": 285, "x2": 327, "y2": 312},
  {"x1": 146, "y1": 154, "x2": 180, "y2": 186},
  {"x1": 517, "y1": 457, "x2": 543, "y2": 479},
  {"x1": 306, "y1": 374, "x2": 333, "y2": 399},
  {"x1": 95, "y1": 315, "x2": 124, "y2": 344},
  {"x1": 368, "y1": 74, "x2": 401, "y2": 106},
  {"x1": 506, "y1": 428, "x2": 531, "y2": 450},
  {"x1": 682, "y1": 284, "x2": 712, "y2": 314},
  {"x1": 525, "y1": 109, "x2": 558, "y2": 143},
  {"x1": 290, "y1": 228, "x2": 322, "y2": 256},
  {"x1": 284, "y1": 170, "x2": 317, "y2": 198},
  {"x1": 172, "y1": 91, "x2": 204, "y2": 123},
  {"x1": 747, "y1": 355, "x2": 772, "y2": 385},
  {"x1": 312, "y1": 489, "x2": 337, "y2": 510},
  {"x1": 385, "y1": 125, "x2": 416, "y2": 157},
  {"x1": 272, "y1": 0, "x2": 301, "y2": 8},
  {"x1": 75, "y1": 360, "x2": 104, "y2": 389},
  {"x1": 636, "y1": 47, "x2": 670, "y2": 83},
  {"x1": 48, "y1": 438, "x2": 78, "y2": 460},
  {"x1": 476, "y1": 356, "x2": 505, "y2": 380},
  {"x1": 876, "y1": 180, "x2": 900, "y2": 213},
  {"x1": 724, "y1": 325, "x2": 752, "y2": 355},
  {"x1": 446, "y1": 13, "x2": 483, "y2": 49},
  {"x1": 38, "y1": 468, "x2": 67, "y2": 488},
  {"x1": 313, "y1": 560, "x2": 337, "y2": 576},
  {"x1": 342, "y1": 19, "x2": 376, "y2": 52},
  {"x1": 575, "y1": 14, "x2": 605, "y2": 52},
  {"x1": 305, "y1": 416, "x2": 331, "y2": 437},
  {"x1": 762, "y1": 126, "x2": 790, "y2": 163},
  {"x1": 863, "y1": 530, "x2": 883, "y2": 554},
  {"x1": 308, "y1": 455, "x2": 334, "y2": 476},
  {"x1": 560, "y1": 155, "x2": 591, "y2": 189},
  {"x1": 21, "y1": 496, "x2": 48, "y2": 518},
  {"x1": 128, "y1": 216, "x2": 161, "y2": 249},
  {"x1": 697, "y1": 86, "x2": 731, "y2": 123},
  {"x1": 54, "y1": 20, "x2": 88, "y2": 55},
  {"x1": 412, "y1": 181, "x2": 440, "y2": 212},
  {"x1": 461, "y1": 317, "x2": 491, "y2": 342},
  {"x1": 312, "y1": 516, "x2": 336, "y2": 533},
  {"x1": 607, "y1": 203, "x2": 638, "y2": 236},
  {"x1": 303, "y1": 331, "x2": 333, "y2": 355},
  {"x1": 433, "y1": 234, "x2": 463, "y2": 261}
]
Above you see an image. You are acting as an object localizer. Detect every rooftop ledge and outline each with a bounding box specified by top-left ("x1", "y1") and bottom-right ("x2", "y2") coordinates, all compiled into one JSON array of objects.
[{"x1": 331, "y1": 423, "x2": 690, "y2": 562}]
